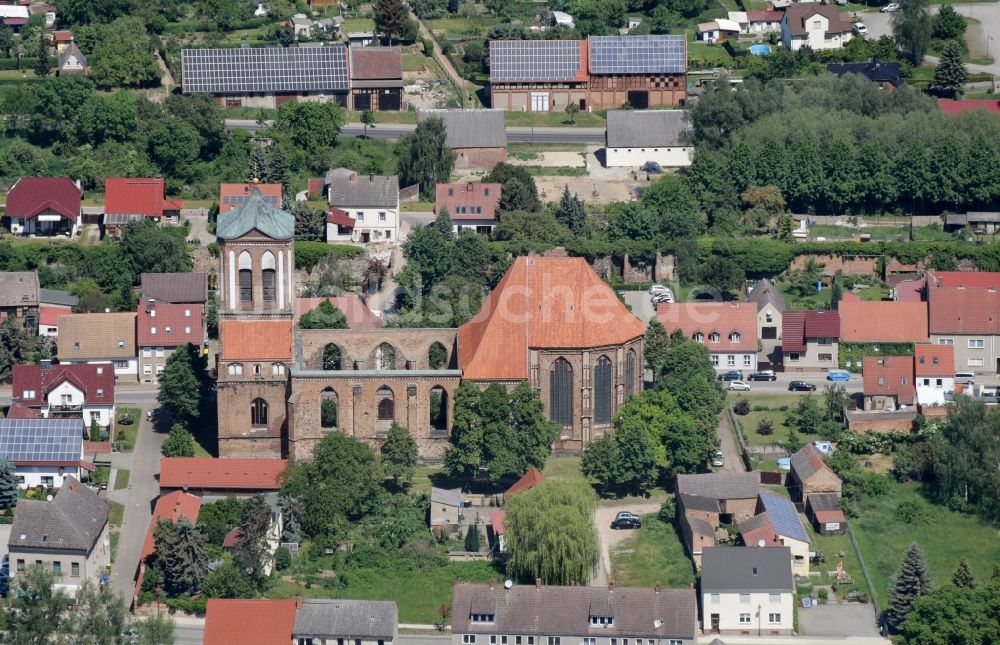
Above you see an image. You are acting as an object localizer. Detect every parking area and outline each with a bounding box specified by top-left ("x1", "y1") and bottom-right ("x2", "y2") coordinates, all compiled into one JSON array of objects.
[{"x1": 798, "y1": 603, "x2": 882, "y2": 638}]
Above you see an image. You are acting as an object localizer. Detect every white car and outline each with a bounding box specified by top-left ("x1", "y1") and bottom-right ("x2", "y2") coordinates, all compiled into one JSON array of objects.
[
  {"x1": 712, "y1": 451, "x2": 725, "y2": 467},
  {"x1": 853, "y1": 22, "x2": 868, "y2": 35},
  {"x1": 649, "y1": 284, "x2": 671, "y2": 296},
  {"x1": 728, "y1": 381, "x2": 751, "y2": 391},
  {"x1": 880, "y1": 3, "x2": 899, "y2": 11}
]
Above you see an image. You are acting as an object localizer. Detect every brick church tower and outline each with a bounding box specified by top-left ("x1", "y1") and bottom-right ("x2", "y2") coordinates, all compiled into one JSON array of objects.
[{"x1": 215, "y1": 188, "x2": 295, "y2": 458}]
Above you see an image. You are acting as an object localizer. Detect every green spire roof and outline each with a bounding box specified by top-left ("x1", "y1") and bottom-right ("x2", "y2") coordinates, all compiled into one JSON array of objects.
[{"x1": 216, "y1": 187, "x2": 294, "y2": 240}]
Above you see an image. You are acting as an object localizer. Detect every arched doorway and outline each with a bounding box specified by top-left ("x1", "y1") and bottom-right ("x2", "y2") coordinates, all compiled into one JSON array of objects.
[
  {"x1": 320, "y1": 387, "x2": 338, "y2": 429},
  {"x1": 430, "y1": 386, "x2": 448, "y2": 435}
]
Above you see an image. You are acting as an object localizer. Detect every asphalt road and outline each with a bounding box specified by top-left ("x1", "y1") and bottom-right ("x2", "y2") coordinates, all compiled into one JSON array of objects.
[
  {"x1": 225, "y1": 119, "x2": 607, "y2": 143},
  {"x1": 170, "y1": 624, "x2": 452, "y2": 645}
]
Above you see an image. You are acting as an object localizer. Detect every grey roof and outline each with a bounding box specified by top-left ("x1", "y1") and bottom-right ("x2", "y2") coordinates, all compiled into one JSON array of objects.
[
  {"x1": 806, "y1": 492, "x2": 841, "y2": 512},
  {"x1": 328, "y1": 173, "x2": 399, "y2": 209},
  {"x1": 790, "y1": 444, "x2": 832, "y2": 483},
  {"x1": 216, "y1": 187, "x2": 294, "y2": 240},
  {"x1": 589, "y1": 35, "x2": 686, "y2": 75},
  {"x1": 58, "y1": 42, "x2": 87, "y2": 69},
  {"x1": 325, "y1": 167, "x2": 356, "y2": 185},
  {"x1": 682, "y1": 512, "x2": 715, "y2": 537},
  {"x1": 678, "y1": 492, "x2": 720, "y2": 514},
  {"x1": 292, "y1": 599, "x2": 398, "y2": 639},
  {"x1": 606, "y1": 110, "x2": 691, "y2": 148},
  {"x1": 700, "y1": 546, "x2": 794, "y2": 593},
  {"x1": 452, "y1": 583, "x2": 696, "y2": 639},
  {"x1": 39, "y1": 288, "x2": 78, "y2": 308},
  {"x1": 750, "y1": 278, "x2": 785, "y2": 313},
  {"x1": 141, "y1": 273, "x2": 208, "y2": 304},
  {"x1": 675, "y1": 472, "x2": 759, "y2": 501},
  {"x1": 758, "y1": 493, "x2": 809, "y2": 543},
  {"x1": 0, "y1": 271, "x2": 39, "y2": 308},
  {"x1": 418, "y1": 109, "x2": 507, "y2": 149},
  {"x1": 432, "y1": 486, "x2": 462, "y2": 507},
  {"x1": 0, "y1": 418, "x2": 83, "y2": 463},
  {"x1": 182, "y1": 46, "x2": 348, "y2": 94},
  {"x1": 9, "y1": 477, "x2": 109, "y2": 553},
  {"x1": 965, "y1": 211, "x2": 1000, "y2": 223}
]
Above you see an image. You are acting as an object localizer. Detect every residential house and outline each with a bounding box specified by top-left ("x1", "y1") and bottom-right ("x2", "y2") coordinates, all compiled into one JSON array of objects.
[
  {"x1": 657, "y1": 302, "x2": 758, "y2": 373},
  {"x1": 938, "y1": 98, "x2": 1000, "y2": 116},
  {"x1": 418, "y1": 109, "x2": 507, "y2": 169},
  {"x1": 505, "y1": 466, "x2": 545, "y2": 497},
  {"x1": 292, "y1": 599, "x2": 398, "y2": 645},
  {"x1": 697, "y1": 19, "x2": 741, "y2": 43},
  {"x1": 748, "y1": 279, "x2": 785, "y2": 369},
  {"x1": 862, "y1": 355, "x2": 915, "y2": 411},
  {"x1": 11, "y1": 362, "x2": 116, "y2": 431},
  {"x1": 295, "y1": 296, "x2": 383, "y2": 329},
  {"x1": 290, "y1": 13, "x2": 312, "y2": 38},
  {"x1": 349, "y1": 47, "x2": 403, "y2": 111},
  {"x1": 434, "y1": 182, "x2": 501, "y2": 236},
  {"x1": 927, "y1": 275, "x2": 1000, "y2": 373},
  {"x1": 219, "y1": 183, "x2": 283, "y2": 214},
  {"x1": 0, "y1": 418, "x2": 87, "y2": 489},
  {"x1": 137, "y1": 301, "x2": 206, "y2": 383},
  {"x1": 325, "y1": 208, "x2": 355, "y2": 243},
  {"x1": 827, "y1": 61, "x2": 902, "y2": 90},
  {"x1": 8, "y1": 477, "x2": 109, "y2": 593},
  {"x1": 781, "y1": 310, "x2": 840, "y2": 372},
  {"x1": 56, "y1": 312, "x2": 138, "y2": 379},
  {"x1": 430, "y1": 487, "x2": 462, "y2": 527},
  {"x1": 676, "y1": 473, "x2": 759, "y2": 523},
  {"x1": 140, "y1": 272, "x2": 208, "y2": 305},
  {"x1": 604, "y1": 110, "x2": 693, "y2": 168},
  {"x1": 4, "y1": 177, "x2": 82, "y2": 236},
  {"x1": 51, "y1": 30, "x2": 73, "y2": 53},
  {"x1": 104, "y1": 178, "x2": 182, "y2": 234},
  {"x1": 781, "y1": 5, "x2": 853, "y2": 52},
  {"x1": 0, "y1": 5, "x2": 29, "y2": 30},
  {"x1": 700, "y1": 546, "x2": 794, "y2": 636},
  {"x1": 57, "y1": 42, "x2": 88, "y2": 76},
  {"x1": 204, "y1": 599, "x2": 301, "y2": 645},
  {"x1": 0, "y1": 271, "x2": 40, "y2": 333},
  {"x1": 327, "y1": 172, "x2": 399, "y2": 244},
  {"x1": 316, "y1": 16, "x2": 345, "y2": 37},
  {"x1": 452, "y1": 581, "x2": 697, "y2": 645},
  {"x1": 38, "y1": 288, "x2": 78, "y2": 338},
  {"x1": 805, "y1": 492, "x2": 846, "y2": 536},
  {"x1": 158, "y1": 457, "x2": 287, "y2": 498},
  {"x1": 739, "y1": 493, "x2": 810, "y2": 576},
  {"x1": 839, "y1": 300, "x2": 928, "y2": 369},
  {"x1": 735, "y1": 9, "x2": 783, "y2": 34},
  {"x1": 914, "y1": 343, "x2": 954, "y2": 406},
  {"x1": 489, "y1": 35, "x2": 687, "y2": 112},
  {"x1": 134, "y1": 491, "x2": 201, "y2": 602},
  {"x1": 787, "y1": 444, "x2": 841, "y2": 504}
]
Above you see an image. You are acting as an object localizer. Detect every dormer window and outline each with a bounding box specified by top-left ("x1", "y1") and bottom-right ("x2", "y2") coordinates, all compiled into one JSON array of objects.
[
  {"x1": 693, "y1": 333, "x2": 704, "y2": 343},
  {"x1": 117, "y1": 340, "x2": 124, "y2": 348},
  {"x1": 729, "y1": 332, "x2": 740, "y2": 342},
  {"x1": 709, "y1": 332, "x2": 720, "y2": 343},
  {"x1": 97, "y1": 388, "x2": 104, "y2": 397},
  {"x1": 165, "y1": 327, "x2": 172, "y2": 335},
  {"x1": 470, "y1": 614, "x2": 495, "y2": 624},
  {"x1": 149, "y1": 309, "x2": 156, "y2": 318},
  {"x1": 589, "y1": 616, "x2": 614, "y2": 627}
]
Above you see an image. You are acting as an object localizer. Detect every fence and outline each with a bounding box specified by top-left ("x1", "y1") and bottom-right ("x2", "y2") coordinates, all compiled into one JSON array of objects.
[
  {"x1": 846, "y1": 522, "x2": 882, "y2": 624},
  {"x1": 727, "y1": 403, "x2": 754, "y2": 471}
]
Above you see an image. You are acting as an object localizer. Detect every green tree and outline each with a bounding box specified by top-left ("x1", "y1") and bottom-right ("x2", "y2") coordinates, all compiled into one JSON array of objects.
[
  {"x1": 564, "y1": 102, "x2": 580, "y2": 124},
  {"x1": 432, "y1": 205, "x2": 454, "y2": 238},
  {"x1": 135, "y1": 612, "x2": 175, "y2": 645},
  {"x1": 483, "y1": 162, "x2": 540, "y2": 214},
  {"x1": 830, "y1": 270, "x2": 844, "y2": 310},
  {"x1": 264, "y1": 144, "x2": 290, "y2": 191},
  {"x1": 931, "y1": 40, "x2": 967, "y2": 98},
  {"x1": 246, "y1": 144, "x2": 267, "y2": 183},
  {"x1": 197, "y1": 497, "x2": 246, "y2": 546},
  {"x1": 698, "y1": 257, "x2": 745, "y2": 294},
  {"x1": 381, "y1": 423, "x2": 418, "y2": 488},
  {"x1": 931, "y1": 398, "x2": 1000, "y2": 522},
  {"x1": 897, "y1": 581, "x2": 1000, "y2": 645},
  {"x1": 776, "y1": 212, "x2": 794, "y2": 242},
  {"x1": 505, "y1": 479, "x2": 599, "y2": 584},
  {"x1": 70, "y1": 580, "x2": 127, "y2": 643},
  {"x1": 291, "y1": 201, "x2": 327, "y2": 242},
  {"x1": 146, "y1": 117, "x2": 203, "y2": 182},
  {"x1": 464, "y1": 525, "x2": 481, "y2": 551},
  {"x1": 78, "y1": 91, "x2": 138, "y2": 145},
  {"x1": 892, "y1": 0, "x2": 932, "y2": 63},
  {"x1": 234, "y1": 494, "x2": 273, "y2": 586},
  {"x1": 823, "y1": 385, "x2": 850, "y2": 425},
  {"x1": 397, "y1": 117, "x2": 456, "y2": 199},
  {"x1": 299, "y1": 300, "x2": 349, "y2": 329},
  {"x1": 161, "y1": 423, "x2": 197, "y2": 458},
  {"x1": 581, "y1": 416, "x2": 658, "y2": 495},
  {"x1": 88, "y1": 17, "x2": 162, "y2": 89},
  {"x1": 200, "y1": 560, "x2": 255, "y2": 599},
  {"x1": 33, "y1": 33, "x2": 51, "y2": 77},
  {"x1": 273, "y1": 101, "x2": 345, "y2": 154},
  {"x1": 1, "y1": 564, "x2": 72, "y2": 642},
  {"x1": 374, "y1": 0, "x2": 411, "y2": 43},
  {"x1": 321, "y1": 397, "x2": 338, "y2": 427},
  {"x1": 789, "y1": 395, "x2": 825, "y2": 435},
  {"x1": 952, "y1": 558, "x2": 975, "y2": 589},
  {"x1": 0, "y1": 26, "x2": 14, "y2": 58},
  {"x1": 886, "y1": 542, "x2": 932, "y2": 633},
  {"x1": 492, "y1": 210, "x2": 572, "y2": 245},
  {"x1": 554, "y1": 185, "x2": 586, "y2": 235},
  {"x1": 157, "y1": 344, "x2": 208, "y2": 425},
  {"x1": 931, "y1": 4, "x2": 966, "y2": 40},
  {"x1": 361, "y1": 109, "x2": 376, "y2": 137},
  {"x1": 643, "y1": 319, "x2": 670, "y2": 374},
  {"x1": 0, "y1": 458, "x2": 17, "y2": 509},
  {"x1": 153, "y1": 518, "x2": 210, "y2": 597},
  {"x1": 445, "y1": 382, "x2": 560, "y2": 483}
]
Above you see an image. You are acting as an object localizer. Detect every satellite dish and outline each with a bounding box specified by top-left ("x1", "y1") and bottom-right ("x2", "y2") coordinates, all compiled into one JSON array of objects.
[
  {"x1": 653, "y1": 620, "x2": 663, "y2": 629},
  {"x1": 46, "y1": 494, "x2": 53, "y2": 502},
  {"x1": 504, "y1": 580, "x2": 513, "y2": 589},
  {"x1": 758, "y1": 539, "x2": 766, "y2": 548}
]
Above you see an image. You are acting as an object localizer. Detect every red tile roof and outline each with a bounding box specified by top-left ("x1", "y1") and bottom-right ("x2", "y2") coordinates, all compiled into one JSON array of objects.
[
  {"x1": 938, "y1": 99, "x2": 1000, "y2": 116},
  {"x1": 914, "y1": 344, "x2": 954, "y2": 377},
  {"x1": 805, "y1": 310, "x2": 840, "y2": 337},
  {"x1": 747, "y1": 9, "x2": 782, "y2": 21},
  {"x1": 657, "y1": 302, "x2": 758, "y2": 352},
  {"x1": 928, "y1": 271, "x2": 1000, "y2": 289},
  {"x1": 893, "y1": 279, "x2": 924, "y2": 302},
  {"x1": 813, "y1": 508, "x2": 847, "y2": 524},
  {"x1": 739, "y1": 513, "x2": 782, "y2": 548},
  {"x1": 458, "y1": 256, "x2": 645, "y2": 381},
  {"x1": 222, "y1": 527, "x2": 243, "y2": 548},
  {"x1": 219, "y1": 183, "x2": 283, "y2": 214},
  {"x1": 491, "y1": 509, "x2": 506, "y2": 535},
  {"x1": 862, "y1": 356, "x2": 915, "y2": 404},
  {"x1": 6, "y1": 404, "x2": 39, "y2": 419},
  {"x1": 53, "y1": 30, "x2": 73, "y2": 42},
  {"x1": 349, "y1": 46, "x2": 402, "y2": 79},
  {"x1": 783, "y1": 5, "x2": 851, "y2": 35},
  {"x1": 219, "y1": 320, "x2": 293, "y2": 361},
  {"x1": 325, "y1": 207, "x2": 355, "y2": 228},
  {"x1": 140, "y1": 491, "x2": 201, "y2": 561},
  {"x1": 506, "y1": 466, "x2": 544, "y2": 496},
  {"x1": 137, "y1": 302, "x2": 204, "y2": 347},
  {"x1": 104, "y1": 178, "x2": 166, "y2": 217},
  {"x1": 39, "y1": 306, "x2": 64, "y2": 327},
  {"x1": 12, "y1": 363, "x2": 115, "y2": 407},
  {"x1": 6, "y1": 177, "x2": 82, "y2": 220},
  {"x1": 927, "y1": 285, "x2": 1000, "y2": 335},
  {"x1": 159, "y1": 457, "x2": 287, "y2": 492},
  {"x1": 435, "y1": 183, "x2": 501, "y2": 222},
  {"x1": 204, "y1": 599, "x2": 300, "y2": 645},
  {"x1": 782, "y1": 312, "x2": 806, "y2": 353},
  {"x1": 295, "y1": 296, "x2": 382, "y2": 329},
  {"x1": 839, "y1": 301, "x2": 928, "y2": 343}
]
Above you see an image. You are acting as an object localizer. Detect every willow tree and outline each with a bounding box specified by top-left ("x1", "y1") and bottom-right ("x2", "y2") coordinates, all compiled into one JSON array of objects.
[{"x1": 504, "y1": 479, "x2": 599, "y2": 585}]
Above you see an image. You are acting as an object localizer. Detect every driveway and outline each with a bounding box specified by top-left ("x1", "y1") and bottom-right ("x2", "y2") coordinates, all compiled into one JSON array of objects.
[
  {"x1": 798, "y1": 603, "x2": 882, "y2": 638},
  {"x1": 183, "y1": 209, "x2": 215, "y2": 246},
  {"x1": 622, "y1": 291, "x2": 658, "y2": 325},
  {"x1": 714, "y1": 409, "x2": 746, "y2": 473},
  {"x1": 593, "y1": 501, "x2": 662, "y2": 587}
]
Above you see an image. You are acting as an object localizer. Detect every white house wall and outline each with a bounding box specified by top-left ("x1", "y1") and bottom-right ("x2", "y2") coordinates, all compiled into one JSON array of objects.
[
  {"x1": 15, "y1": 465, "x2": 83, "y2": 489},
  {"x1": 702, "y1": 590, "x2": 794, "y2": 635},
  {"x1": 606, "y1": 146, "x2": 693, "y2": 168}
]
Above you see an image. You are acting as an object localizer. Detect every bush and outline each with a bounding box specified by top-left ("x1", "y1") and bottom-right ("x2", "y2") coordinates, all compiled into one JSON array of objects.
[
  {"x1": 756, "y1": 418, "x2": 774, "y2": 435},
  {"x1": 895, "y1": 499, "x2": 930, "y2": 525},
  {"x1": 817, "y1": 587, "x2": 829, "y2": 603},
  {"x1": 657, "y1": 497, "x2": 676, "y2": 523},
  {"x1": 734, "y1": 399, "x2": 751, "y2": 416},
  {"x1": 165, "y1": 596, "x2": 207, "y2": 615},
  {"x1": 423, "y1": 38, "x2": 434, "y2": 57},
  {"x1": 274, "y1": 546, "x2": 292, "y2": 571}
]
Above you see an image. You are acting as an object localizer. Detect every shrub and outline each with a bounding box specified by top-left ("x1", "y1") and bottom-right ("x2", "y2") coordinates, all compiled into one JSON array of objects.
[
  {"x1": 165, "y1": 596, "x2": 207, "y2": 615},
  {"x1": 274, "y1": 546, "x2": 292, "y2": 571},
  {"x1": 895, "y1": 499, "x2": 929, "y2": 524},
  {"x1": 657, "y1": 497, "x2": 676, "y2": 523},
  {"x1": 756, "y1": 418, "x2": 774, "y2": 435},
  {"x1": 423, "y1": 38, "x2": 434, "y2": 57},
  {"x1": 817, "y1": 587, "x2": 829, "y2": 603},
  {"x1": 734, "y1": 399, "x2": 751, "y2": 416}
]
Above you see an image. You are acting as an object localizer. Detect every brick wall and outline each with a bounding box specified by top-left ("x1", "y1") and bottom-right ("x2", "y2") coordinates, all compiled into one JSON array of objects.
[
  {"x1": 297, "y1": 328, "x2": 458, "y2": 371},
  {"x1": 789, "y1": 253, "x2": 879, "y2": 276},
  {"x1": 623, "y1": 254, "x2": 652, "y2": 283},
  {"x1": 454, "y1": 147, "x2": 507, "y2": 170}
]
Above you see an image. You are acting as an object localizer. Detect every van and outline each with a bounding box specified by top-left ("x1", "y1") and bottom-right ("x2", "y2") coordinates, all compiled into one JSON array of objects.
[
  {"x1": 826, "y1": 370, "x2": 851, "y2": 382},
  {"x1": 955, "y1": 372, "x2": 976, "y2": 386}
]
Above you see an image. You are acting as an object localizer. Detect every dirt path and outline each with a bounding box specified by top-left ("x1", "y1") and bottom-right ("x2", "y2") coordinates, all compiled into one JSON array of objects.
[
  {"x1": 593, "y1": 501, "x2": 662, "y2": 587},
  {"x1": 716, "y1": 408, "x2": 746, "y2": 473},
  {"x1": 412, "y1": 13, "x2": 477, "y2": 105}
]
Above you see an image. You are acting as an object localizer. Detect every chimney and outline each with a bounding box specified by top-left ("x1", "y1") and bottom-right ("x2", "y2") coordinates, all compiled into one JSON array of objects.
[
  {"x1": 608, "y1": 581, "x2": 614, "y2": 591},
  {"x1": 535, "y1": 578, "x2": 541, "y2": 590},
  {"x1": 349, "y1": 173, "x2": 357, "y2": 182},
  {"x1": 40, "y1": 359, "x2": 52, "y2": 372},
  {"x1": 369, "y1": 174, "x2": 375, "y2": 182},
  {"x1": 655, "y1": 581, "x2": 661, "y2": 593}
]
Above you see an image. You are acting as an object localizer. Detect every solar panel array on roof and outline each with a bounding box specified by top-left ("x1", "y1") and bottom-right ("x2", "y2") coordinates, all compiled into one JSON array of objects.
[
  {"x1": 182, "y1": 47, "x2": 348, "y2": 94},
  {"x1": 490, "y1": 40, "x2": 581, "y2": 82},
  {"x1": 0, "y1": 418, "x2": 83, "y2": 463},
  {"x1": 221, "y1": 194, "x2": 281, "y2": 206},
  {"x1": 759, "y1": 493, "x2": 809, "y2": 543},
  {"x1": 589, "y1": 35, "x2": 686, "y2": 74}
]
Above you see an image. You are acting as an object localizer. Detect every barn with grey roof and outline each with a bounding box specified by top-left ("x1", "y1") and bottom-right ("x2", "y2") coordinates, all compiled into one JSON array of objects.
[
  {"x1": 605, "y1": 110, "x2": 693, "y2": 168},
  {"x1": 418, "y1": 109, "x2": 508, "y2": 169},
  {"x1": 292, "y1": 599, "x2": 398, "y2": 644}
]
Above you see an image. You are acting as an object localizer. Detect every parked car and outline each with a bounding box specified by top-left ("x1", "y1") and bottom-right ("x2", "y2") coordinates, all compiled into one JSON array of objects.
[
  {"x1": 611, "y1": 512, "x2": 642, "y2": 529},
  {"x1": 749, "y1": 370, "x2": 777, "y2": 381},
  {"x1": 649, "y1": 283, "x2": 670, "y2": 295},
  {"x1": 712, "y1": 450, "x2": 725, "y2": 467},
  {"x1": 728, "y1": 380, "x2": 751, "y2": 391},
  {"x1": 880, "y1": 3, "x2": 899, "y2": 11},
  {"x1": 853, "y1": 22, "x2": 868, "y2": 35},
  {"x1": 827, "y1": 370, "x2": 851, "y2": 382},
  {"x1": 954, "y1": 372, "x2": 976, "y2": 386},
  {"x1": 641, "y1": 161, "x2": 664, "y2": 174},
  {"x1": 719, "y1": 371, "x2": 742, "y2": 381},
  {"x1": 788, "y1": 381, "x2": 817, "y2": 391}
]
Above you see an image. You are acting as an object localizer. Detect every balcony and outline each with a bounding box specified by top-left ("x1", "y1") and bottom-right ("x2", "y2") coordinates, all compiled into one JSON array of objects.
[{"x1": 47, "y1": 404, "x2": 84, "y2": 414}]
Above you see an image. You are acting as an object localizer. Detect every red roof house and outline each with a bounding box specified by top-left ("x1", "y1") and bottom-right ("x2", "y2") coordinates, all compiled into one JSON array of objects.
[
  {"x1": 5, "y1": 177, "x2": 82, "y2": 235},
  {"x1": 914, "y1": 344, "x2": 954, "y2": 377},
  {"x1": 781, "y1": 310, "x2": 840, "y2": 371},
  {"x1": 927, "y1": 281, "x2": 1000, "y2": 335},
  {"x1": 219, "y1": 183, "x2": 283, "y2": 214},
  {"x1": 657, "y1": 302, "x2": 758, "y2": 371},
  {"x1": 927, "y1": 270, "x2": 1000, "y2": 290},
  {"x1": 862, "y1": 355, "x2": 915, "y2": 409},
  {"x1": 12, "y1": 363, "x2": 116, "y2": 409},
  {"x1": 159, "y1": 457, "x2": 287, "y2": 494},
  {"x1": 136, "y1": 302, "x2": 205, "y2": 348},
  {"x1": 434, "y1": 182, "x2": 501, "y2": 226},
  {"x1": 839, "y1": 301, "x2": 928, "y2": 343},
  {"x1": 104, "y1": 178, "x2": 176, "y2": 226},
  {"x1": 295, "y1": 296, "x2": 382, "y2": 329},
  {"x1": 505, "y1": 466, "x2": 545, "y2": 496},
  {"x1": 203, "y1": 599, "x2": 300, "y2": 645},
  {"x1": 139, "y1": 491, "x2": 202, "y2": 562},
  {"x1": 938, "y1": 99, "x2": 1000, "y2": 116}
]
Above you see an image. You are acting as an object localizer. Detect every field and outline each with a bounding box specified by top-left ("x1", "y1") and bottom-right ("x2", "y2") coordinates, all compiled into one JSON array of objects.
[{"x1": 610, "y1": 515, "x2": 696, "y2": 588}]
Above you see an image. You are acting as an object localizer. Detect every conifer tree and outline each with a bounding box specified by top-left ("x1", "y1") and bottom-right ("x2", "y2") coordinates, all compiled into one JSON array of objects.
[
  {"x1": 432, "y1": 205, "x2": 454, "y2": 238},
  {"x1": 931, "y1": 40, "x2": 967, "y2": 98},
  {"x1": 886, "y1": 543, "x2": 932, "y2": 632},
  {"x1": 555, "y1": 185, "x2": 586, "y2": 235},
  {"x1": 951, "y1": 558, "x2": 975, "y2": 589}
]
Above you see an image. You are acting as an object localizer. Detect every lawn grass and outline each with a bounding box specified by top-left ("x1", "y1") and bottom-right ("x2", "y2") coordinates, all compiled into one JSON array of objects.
[
  {"x1": 192, "y1": 436, "x2": 213, "y2": 458},
  {"x1": 687, "y1": 42, "x2": 735, "y2": 67},
  {"x1": 503, "y1": 111, "x2": 606, "y2": 128},
  {"x1": 113, "y1": 468, "x2": 130, "y2": 491},
  {"x1": 115, "y1": 407, "x2": 141, "y2": 452},
  {"x1": 425, "y1": 16, "x2": 492, "y2": 37},
  {"x1": 403, "y1": 53, "x2": 431, "y2": 72},
  {"x1": 341, "y1": 18, "x2": 376, "y2": 32},
  {"x1": 520, "y1": 166, "x2": 588, "y2": 177},
  {"x1": 507, "y1": 142, "x2": 587, "y2": 153},
  {"x1": 850, "y1": 481, "x2": 1000, "y2": 608},
  {"x1": 401, "y1": 200, "x2": 435, "y2": 212},
  {"x1": 807, "y1": 524, "x2": 865, "y2": 599},
  {"x1": 610, "y1": 515, "x2": 696, "y2": 588},
  {"x1": 737, "y1": 408, "x2": 792, "y2": 447},
  {"x1": 109, "y1": 501, "x2": 124, "y2": 527},
  {"x1": 543, "y1": 455, "x2": 586, "y2": 481},
  {"x1": 110, "y1": 532, "x2": 120, "y2": 563},
  {"x1": 412, "y1": 464, "x2": 444, "y2": 495}
]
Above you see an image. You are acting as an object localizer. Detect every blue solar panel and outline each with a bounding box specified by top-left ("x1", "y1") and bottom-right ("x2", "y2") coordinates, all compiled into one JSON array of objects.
[
  {"x1": 589, "y1": 35, "x2": 686, "y2": 75},
  {"x1": 759, "y1": 492, "x2": 809, "y2": 542},
  {"x1": 0, "y1": 419, "x2": 84, "y2": 463},
  {"x1": 489, "y1": 40, "x2": 582, "y2": 83},
  {"x1": 182, "y1": 46, "x2": 349, "y2": 94}
]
